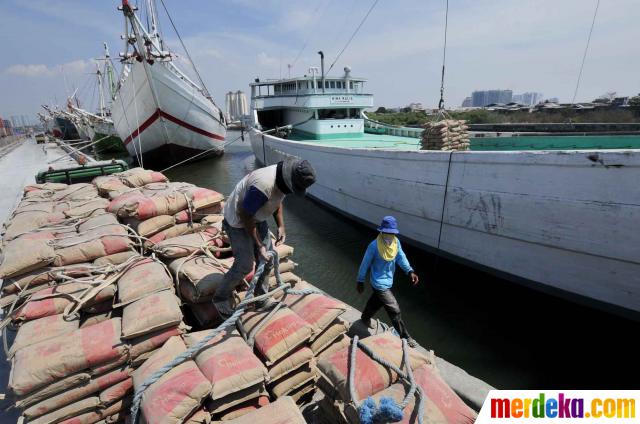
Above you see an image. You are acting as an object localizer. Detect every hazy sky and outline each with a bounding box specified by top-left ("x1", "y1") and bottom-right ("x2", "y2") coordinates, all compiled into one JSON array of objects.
[{"x1": 1, "y1": 0, "x2": 639, "y2": 119}]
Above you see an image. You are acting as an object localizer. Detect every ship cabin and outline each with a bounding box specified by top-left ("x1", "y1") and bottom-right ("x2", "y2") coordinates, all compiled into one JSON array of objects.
[{"x1": 250, "y1": 67, "x2": 373, "y2": 140}]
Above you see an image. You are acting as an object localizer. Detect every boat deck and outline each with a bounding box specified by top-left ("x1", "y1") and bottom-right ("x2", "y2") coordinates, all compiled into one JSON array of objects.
[{"x1": 289, "y1": 132, "x2": 640, "y2": 151}]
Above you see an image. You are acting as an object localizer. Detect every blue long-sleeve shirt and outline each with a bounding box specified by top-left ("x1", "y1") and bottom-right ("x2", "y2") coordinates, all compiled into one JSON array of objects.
[{"x1": 357, "y1": 239, "x2": 414, "y2": 290}]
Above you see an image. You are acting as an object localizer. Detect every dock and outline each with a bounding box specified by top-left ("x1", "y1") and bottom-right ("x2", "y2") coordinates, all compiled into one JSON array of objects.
[{"x1": 0, "y1": 138, "x2": 493, "y2": 423}]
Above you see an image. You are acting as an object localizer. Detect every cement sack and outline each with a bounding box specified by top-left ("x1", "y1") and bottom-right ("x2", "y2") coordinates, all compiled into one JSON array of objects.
[
  {"x1": 9, "y1": 318, "x2": 128, "y2": 396},
  {"x1": 121, "y1": 290, "x2": 183, "y2": 339},
  {"x1": 269, "y1": 360, "x2": 317, "y2": 398},
  {"x1": 59, "y1": 397, "x2": 131, "y2": 424},
  {"x1": 125, "y1": 214, "x2": 175, "y2": 237},
  {"x1": 80, "y1": 310, "x2": 120, "y2": 328},
  {"x1": 77, "y1": 213, "x2": 120, "y2": 232},
  {"x1": 145, "y1": 222, "x2": 208, "y2": 247},
  {"x1": 108, "y1": 191, "x2": 189, "y2": 220},
  {"x1": 15, "y1": 373, "x2": 92, "y2": 410},
  {"x1": 2, "y1": 211, "x2": 55, "y2": 241},
  {"x1": 63, "y1": 198, "x2": 110, "y2": 219},
  {"x1": 9, "y1": 313, "x2": 79, "y2": 357},
  {"x1": 169, "y1": 256, "x2": 227, "y2": 303},
  {"x1": 98, "y1": 377, "x2": 133, "y2": 405},
  {"x1": 185, "y1": 408, "x2": 213, "y2": 424},
  {"x1": 12, "y1": 283, "x2": 115, "y2": 323},
  {"x1": 317, "y1": 332, "x2": 431, "y2": 401},
  {"x1": 310, "y1": 318, "x2": 349, "y2": 354},
  {"x1": 283, "y1": 291, "x2": 346, "y2": 337},
  {"x1": 128, "y1": 325, "x2": 186, "y2": 359},
  {"x1": 23, "y1": 368, "x2": 130, "y2": 419},
  {"x1": 206, "y1": 383, "x2": 266, "y2": 415},
  {"x1": 238, "y1": 306, "x2": 313, "y2": 365},
  {"x1": 174, "y1": 206, "x2": 223, "y2": 224},
  {"x1": 93, "y1": 251, "x2": 140, "y2": 266},
  {"x1": 92, "y1": 175, "x2": 131, "y2": 198},
  {"x1": 317, "y1": 334, "x2": 351, "y2": 361},
  {"x1": 117, "y1": 167, "x2": 168, "y2": 187},
  {"x1": 1, "y1": 263, "x2": 92, "y2": 295},
  {"x1": 267, "y1": 346, "x2": 313, "y2": 381},
  {"x1": 24, "y1": 182, "x2": 68, "y2": 193},
  {"x1": 344, "y1": 364, "x2": 477, "y2": 424},
  {"x1": 116, "y1": 258, "x2": 173, "y2": 305},
  {"x1": 0, "y1": 238, "x2": 55, "y2": 278},
  {"x1": 27, "y1": 396, "x2": 102, "y2": 424},
  {"x1": 200, "y1": 214, "x2": 224, "y2": 226},
  {"x1": 183, "y1": 330, "x2": 268, "y2": 402},
  {"x1": 288, "y1": 380, "x2": 315, "y2": 403},
  {"x1": 132, "y1": 336, "x2": 210, "y2": 424},
  {"x1": 187, "y1": 187, "x2": 224, "y2": 210},
  {"x1": 53, "y1": 235, "x2": 133, "y2": 267},
  {"x1": 152, "y1": 228, "x2": 221, "y2": 259},
  {"x1": 215, "y1": 396, "x2": 269, "y2": 421},
  {"x1": 218, "y1": 396, "x2": 305, "y2": 424}
]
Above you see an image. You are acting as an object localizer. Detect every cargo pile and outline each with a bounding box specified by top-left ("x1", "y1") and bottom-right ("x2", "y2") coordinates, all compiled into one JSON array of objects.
[
  {"x1": 420, "y1": 120, "x2": 470, "y2": 151},
  {"x1": 1, "y1": 167, "x2": 476, "y2": 424}
]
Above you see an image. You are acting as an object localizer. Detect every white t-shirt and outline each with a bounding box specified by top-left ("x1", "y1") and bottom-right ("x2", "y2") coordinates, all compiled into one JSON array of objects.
[{"x1": 223, "y1": 165, "x2": 285, "y2": 228}]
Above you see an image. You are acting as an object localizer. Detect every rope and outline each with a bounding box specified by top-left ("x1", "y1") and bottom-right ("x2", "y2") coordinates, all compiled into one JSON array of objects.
[
  {"x1": 327, "y1": 0, "x2": 381, "y2": 74},
  {"x1": 438, "y1": 0, "x2": 449, "y2": 111},
  {"x1": 348, "y1": 336, "x2": 425, "y2": 424},
  {"x1": 158, "y1": 0, "x2": 212, "y2": 100},
  {"x1": 571, "y1": 0, "x2": 600, "y2": 104},
  {"x1": 159, "y1": 132, "x2": 245, "y2": 173}
]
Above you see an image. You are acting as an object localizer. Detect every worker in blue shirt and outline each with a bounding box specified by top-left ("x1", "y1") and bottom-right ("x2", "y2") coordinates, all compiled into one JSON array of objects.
[{"x1": 357, "y1": 216, "x2": 420, "y2": 347}]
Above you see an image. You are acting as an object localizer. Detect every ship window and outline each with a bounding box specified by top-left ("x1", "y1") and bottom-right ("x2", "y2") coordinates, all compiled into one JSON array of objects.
[
  {"x1": 350, "y1": 81, "x2": 353, "y2": 89},
  {"x1": 325, "y1": 81, "x2": 329, "y2": 88},
  {"x1": 330, "y1": 81, "x2": 336, "y2": 89}
]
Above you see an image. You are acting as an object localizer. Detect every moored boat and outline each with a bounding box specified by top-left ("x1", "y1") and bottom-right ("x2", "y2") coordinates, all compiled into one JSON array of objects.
[
  {"x1": 110, "y1": 0, "x2": 226, "y2": 168},
  {"x1": 247, "y1": 65, "x2": 640, "y2": 318}
]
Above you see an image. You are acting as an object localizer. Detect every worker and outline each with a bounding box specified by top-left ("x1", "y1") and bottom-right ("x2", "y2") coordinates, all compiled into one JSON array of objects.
[
  {"x1": 213, "y1": 158, "x2": 316, "y2": 318},
  {"x1": 357, "y1": 216, "x2": 420, "y2": 347}
]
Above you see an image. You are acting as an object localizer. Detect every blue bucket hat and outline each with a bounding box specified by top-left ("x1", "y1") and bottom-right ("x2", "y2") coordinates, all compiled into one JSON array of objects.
[{"x1": 377, "y1": 215, "x2": 399, "y2": 234}]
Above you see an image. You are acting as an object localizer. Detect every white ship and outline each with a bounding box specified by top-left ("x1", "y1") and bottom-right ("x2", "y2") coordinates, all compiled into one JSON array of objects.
[
  {"x1": 111, "y1": 0, "x2": 226, "y2": 168},
  {"x1": 248, "y1": 63, "x2": 640, "y2": 318}
]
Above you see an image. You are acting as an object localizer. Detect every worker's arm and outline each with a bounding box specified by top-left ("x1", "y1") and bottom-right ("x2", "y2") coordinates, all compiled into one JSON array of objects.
[
  {"x1": 272, "y1": 204, "x2": 286, "y2": 246},
  {"x1": 240, "y1": 186, "x2": 271, "y2": 260},
  {"x1": 396, "y1": 242, "x2": 419, "y2": 285},
  {"x1": 356, "y1": 243, "x2": 375, "y2": 293}
]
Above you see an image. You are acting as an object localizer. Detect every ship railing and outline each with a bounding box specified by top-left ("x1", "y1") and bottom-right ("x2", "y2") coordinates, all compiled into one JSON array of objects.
[{"x1": 363, "y1": 114, "x2": 422, "y2": 139}]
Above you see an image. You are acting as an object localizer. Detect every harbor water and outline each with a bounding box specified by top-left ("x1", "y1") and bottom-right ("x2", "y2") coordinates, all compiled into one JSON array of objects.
[{"x1": 167, "y1": 131, "x2": 638, "y2": 390}]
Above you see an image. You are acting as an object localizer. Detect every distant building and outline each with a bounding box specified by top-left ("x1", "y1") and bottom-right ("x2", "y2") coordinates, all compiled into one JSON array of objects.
[
  {"x1": 521, "y1": 92, "x2": 543, "y2": 106},
  {"x1": 225, "y1": 90, "x2": 249, "y2": 122},
  {"x1": 548, "y1": 97, "x2": 559, "y2": 103},
  {"x1": 2, "y1": 119, "x2": 13, "y2": 137},
  {"x1": 461, "y1": 97, "x2": 472, "y2": 108},
  {"x1": 407, "y1": 102, "x2": 424, "y2": 112},
  {"x1": 512, "y1": 94, "x2": 524, "y2": 104},
  {"x1": 471, "y1": 90, "x2": 513, "y2": 107}
]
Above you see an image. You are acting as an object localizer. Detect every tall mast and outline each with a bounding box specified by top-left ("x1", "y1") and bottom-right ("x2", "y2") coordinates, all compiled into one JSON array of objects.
[
  {"x1": 96, "y1": 63, "x2": 106, "y2": 117},
  {"x1": 147, "y1": 0, "x2": 159, "y2": 37}
]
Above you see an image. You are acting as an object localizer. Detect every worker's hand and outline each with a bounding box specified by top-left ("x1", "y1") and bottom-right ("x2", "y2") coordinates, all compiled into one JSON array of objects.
[
  {"x1": 275, "y1": 226, "x2": 286, "y2": 246},
  {"x1": 259, "y1": 245, "x2": 273, "y2": 262},
  {"x1": 356, "y1": 282, "x2": 365, "y2": 294},
  {"x1": 409, "y1": 272, "x2": 419, "y2": 286}
]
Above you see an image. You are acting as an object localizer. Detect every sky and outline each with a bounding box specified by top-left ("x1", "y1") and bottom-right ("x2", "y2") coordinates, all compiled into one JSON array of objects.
[{"x1": 1, "y1": 0, "x2": 639, "y2": 120}]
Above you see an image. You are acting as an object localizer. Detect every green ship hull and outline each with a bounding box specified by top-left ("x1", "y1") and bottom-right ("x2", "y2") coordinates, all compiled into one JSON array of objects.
[{"x1": 93, "y1": 132, "x2": 127, "y2": 156}]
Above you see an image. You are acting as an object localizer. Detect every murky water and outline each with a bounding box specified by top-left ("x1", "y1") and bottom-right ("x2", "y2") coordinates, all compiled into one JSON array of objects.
[{"x1": 167, "y1": 131, "x2": 639, "y2": 390}]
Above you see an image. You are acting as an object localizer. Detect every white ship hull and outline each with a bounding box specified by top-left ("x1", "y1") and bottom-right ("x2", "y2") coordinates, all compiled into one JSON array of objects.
[
  {"x1": 111, "y1": 60, "x2": 225, "y2": 166},
  {"x1": 250, "y1": 129, "x2": 640, "y2": 317}
]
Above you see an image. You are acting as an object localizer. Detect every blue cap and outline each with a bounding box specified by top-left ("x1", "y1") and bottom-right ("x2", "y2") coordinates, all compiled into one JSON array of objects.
[{"x1": 377, "y1": 215, "x2": 399, "y2": 234}]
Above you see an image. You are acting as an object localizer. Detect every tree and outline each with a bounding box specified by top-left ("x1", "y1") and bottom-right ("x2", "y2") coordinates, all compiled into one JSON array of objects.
[
  {"x1": 628, "y1": 95, "x2": 640, "y2": 109},
  {"x1": 374, "y1": 107, "x2": 388, "y2": 113}
]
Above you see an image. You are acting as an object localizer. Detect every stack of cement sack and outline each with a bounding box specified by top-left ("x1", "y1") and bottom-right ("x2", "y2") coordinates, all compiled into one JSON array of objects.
[
  {"x1": 420, "y1": 120, "x2": 470, "y2": 151},
  {"x1": 101, "y1": 169, "x2": 225, "y2": 248},
  {"x1": 0, "y1": 182, "x2": 188, "y2": 423},
  {"x1": 315, "y1": 332, "x2": 478, "y2": 423},
  {"x1": 152, "y1": 238, "x2": 295, "y2": 327}
]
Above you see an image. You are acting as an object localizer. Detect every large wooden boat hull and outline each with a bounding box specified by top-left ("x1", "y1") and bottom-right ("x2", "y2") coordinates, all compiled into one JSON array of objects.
[
  {"x1": 250, "y1": 129, "x2": 640, "y2": 317},
  {"x1": 111, "y1": 60, "x2": 225, "y2": 168}
]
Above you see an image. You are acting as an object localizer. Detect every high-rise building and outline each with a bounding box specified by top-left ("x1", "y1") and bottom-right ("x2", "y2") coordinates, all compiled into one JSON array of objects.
[
  {"x1": 471, "y1": 90, "x2": 513, "y2": 107},
  {"x1": 225, "y1": 90, "x2": 248, "y2": 121},
  {"x1": 521, "y1": 92, "x2": 543, "y2": 106},
  {"x1": 461, "y1": 97, "x2": 472, "y2": 108}
]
